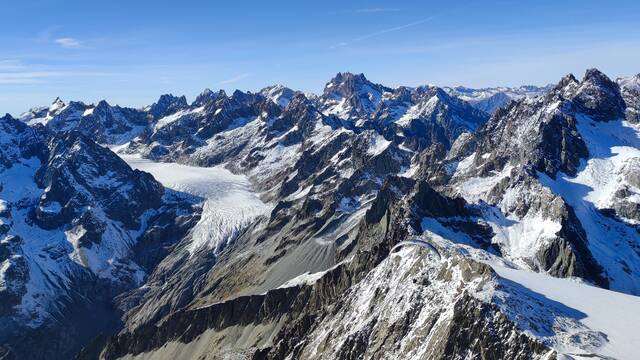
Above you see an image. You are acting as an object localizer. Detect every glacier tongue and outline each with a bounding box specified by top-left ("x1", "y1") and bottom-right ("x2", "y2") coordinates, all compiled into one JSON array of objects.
[{"x1": 120, "y1": 154, "x2": 271, "y2": 254}]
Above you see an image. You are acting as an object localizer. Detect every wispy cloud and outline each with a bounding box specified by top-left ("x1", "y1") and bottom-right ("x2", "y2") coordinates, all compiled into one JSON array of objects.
[
  {"x1": 216, "y1": 73, "x2": 251, "y2": 85},
  {"x1": 0, "y1": 59, "x2": 24, "y2": 71},
  {"x1": 350, "y1": 8, "x2": 401, "y2": 13},
  {"x1": 0, "y1": 68, "x2": 117, "y2": 85},
  {"x1": 55, "y1": 38, "x2": 84, "y2": 49},
  {"x1": 0, "y1": 71, "x2": 61, "y2": 84},
  {"x1": 333, "y1": 16, "x2": 435, "y2": 48}
]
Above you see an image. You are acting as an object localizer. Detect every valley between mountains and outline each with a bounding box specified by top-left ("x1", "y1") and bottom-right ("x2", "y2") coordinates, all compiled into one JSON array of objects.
[{"x1": 1, "y1": 69, "x2": 640, "y2": 359}]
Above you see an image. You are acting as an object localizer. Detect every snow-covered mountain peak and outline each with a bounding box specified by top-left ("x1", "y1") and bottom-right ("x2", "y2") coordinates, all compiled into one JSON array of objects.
[
  {"x1": 283, "y1": 93, "x2": 322, "y2": 121},
  {"x1": 259, "y1": 84, "x2": 296, "y2": 108},
  {"x1": 545, "y1": 69, "x2": 626, "y2": 122},
  {"x1": 551, "y1": 73, "x2": 579, "y2": 96},
  {"x1": 414, "y1": 84, "x2": 459, "y2": 103},
  {"x1": 148, "y1": 94, "x2": 188, "y2": 119},
  {"x1": 192, "y1": 88, "x2": 226, "y2": 107},
  {"x1": 619, "y1": 74, "x2": 640, "y2": 123},
  {"x1": 50, "y1": 97, "x2": 66, "y2": 111},
  {"x1": 325, "y1": 71, "x2": 369, "y2": 87},
  {"x1": 573, "y1": 68, "x2": 626, "y2": 121},
  {"x1": 582, "y1": 67, "x2": 615, "y2": 85},
  {"x1": 444, "y1": 84, "x2": 552, "y2": 114},
  {"x1": 323, "y1": 72, "x2": 390, "y2": 96},
  {"x1": 618, "y1": 73, "x2": 640, "y2": 92},
  {"x1": 18, "y1": 97, "x2": 70, "y2": 126},
  {"x1": 320, "y1": 72, "x2": 392, "y2": 120}
]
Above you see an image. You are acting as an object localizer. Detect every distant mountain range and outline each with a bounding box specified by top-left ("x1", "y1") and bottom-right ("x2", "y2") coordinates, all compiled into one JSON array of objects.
[{"x1": 443, "y1": 84, "x2": 553, "y2": 114}]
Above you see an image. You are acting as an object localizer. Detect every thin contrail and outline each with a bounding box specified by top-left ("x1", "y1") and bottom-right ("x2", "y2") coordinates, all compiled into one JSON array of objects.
[{"x1": 333, "y1": 16, "x2": 436, "y2": 48}]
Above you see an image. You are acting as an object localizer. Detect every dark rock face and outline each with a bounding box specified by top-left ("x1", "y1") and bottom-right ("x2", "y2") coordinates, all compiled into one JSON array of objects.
[
  {"x1": 88, "y1": 102, "x2": 151, "y2": 144},
  {"x1": 465, "y1": 70, "x2": 625, "y2": 180},
  {"x1": 535, "y1": 204, "x2": 607, "y2": 287},
  {"x1": 268, "y1": 94, "x2": 318, "y2": 138},
  {"x1": 611, "y1": 182, "x2": 640, "y2": 223},
  {"x1": 434, "y1": 294, "x2": 552, "y2": 360},
  {"x1": 0, "y1": 122, "x2": 199, "y2": 359},
  {"x1": 191, "y1": 88, "x2": 226, "y2": 107},
  {"x1": 97, "y1": 286, "x2": 303, "y2": 360},
  {"x1": 33, "y1": 131, "x2": 164, "y2": 230},
  {"x1": 0, "y1": 114, "x2": 46, "y2": 167},
  {"x1": 534, "y1": 111, "x2": 588, "y2": 176},
  {"x1": 472, "y1": 94, "x2": 587, "y2": 178},
  {"x1": 0, "y1": 236, "x2": 28, "y2": 317},
  {"x1": 148, "y1": 94, "x2": 188, "y2": 120},
  {"x1": 619, "y1": 74, "x2": 640, "y2": 123},
  {"x1": 573, "y1": 69, "x2": 626, "y2": 121},
  {"x1": 397, "y1": 86, "x2": 489, "y2": 150}
]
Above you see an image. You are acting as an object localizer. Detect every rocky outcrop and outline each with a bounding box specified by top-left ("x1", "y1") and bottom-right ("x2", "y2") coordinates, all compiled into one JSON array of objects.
[
  {"x1": 619, "y1": 73, "x2": 640, "y2": 123},
  {"x1": 573, "y1": 68, "x2": 626, "y2": 121},
  {"x1": 0, "y1": 236, "x2": 28, "y2": 317},
  {"x1": 34, "y1": 131, "x2": 164, "y2": 230},
  {"x1": 471, "y1": 93, "x2": 587, "y2": 178},
  {"x1": 0, "y1": 114, "x2": 46, "y2": 167},
  {"x1": 147, "y1": 94, "x2": 188, "y2": 120}
]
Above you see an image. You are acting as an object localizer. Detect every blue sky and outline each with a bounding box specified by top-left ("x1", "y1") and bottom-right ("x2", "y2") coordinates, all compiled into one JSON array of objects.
[{"x1": 1, "y1": 0, "x2": 640, "y2": 115}]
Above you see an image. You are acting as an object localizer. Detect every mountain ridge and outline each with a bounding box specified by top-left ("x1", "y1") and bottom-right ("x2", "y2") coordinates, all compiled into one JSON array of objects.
[{"x1": 1, "y1": 68, "x2": 640, "y2": 359}]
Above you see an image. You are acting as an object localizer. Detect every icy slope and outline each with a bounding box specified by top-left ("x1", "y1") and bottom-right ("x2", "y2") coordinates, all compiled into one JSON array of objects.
[
  {"x1": 489, "y1": 262, "x2": 640, "y2": 360},
  {"x1": 120, "y1": 155, "x2": 271, "y2": 253}
]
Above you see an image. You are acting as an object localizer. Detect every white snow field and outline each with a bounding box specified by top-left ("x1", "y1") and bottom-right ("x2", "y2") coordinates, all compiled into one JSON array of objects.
[
  {"x1": 490, "y1": 263, "x2": 640, "y2": 360},
  {"x1": 120, "y1": 155, "x2": 271, "y2": 254}
]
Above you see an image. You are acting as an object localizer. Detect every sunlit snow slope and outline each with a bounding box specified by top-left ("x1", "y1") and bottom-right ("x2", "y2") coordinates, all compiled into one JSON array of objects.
[{"x1": 491, "y1": 263, "x2": 640, "y2": 359}]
